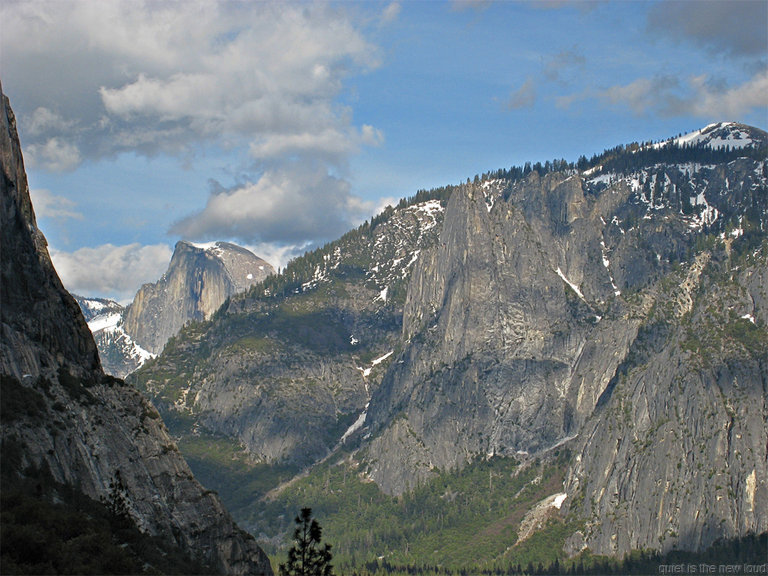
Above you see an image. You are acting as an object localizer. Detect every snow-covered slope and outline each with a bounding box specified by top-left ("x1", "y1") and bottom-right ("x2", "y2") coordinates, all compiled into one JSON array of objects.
[
  {"x1": 73, "y1": 295, "x2": 154, "y2": 378},
  {"x1": 652, "y1": 121, "x2": 764, "y2": 150}
]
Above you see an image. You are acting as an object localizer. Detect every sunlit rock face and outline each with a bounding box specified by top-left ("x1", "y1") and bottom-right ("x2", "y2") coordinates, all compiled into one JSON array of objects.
[
  {"x1": 123, "y1": 240, "x2": 274, "y2": 356},
  {"x1": 365, "y1": 125, "x2": 768, "y2": 554}
]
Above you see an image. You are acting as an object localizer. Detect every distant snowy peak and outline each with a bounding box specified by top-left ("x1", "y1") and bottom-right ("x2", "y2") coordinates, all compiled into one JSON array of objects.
[
  {"x1": 72, "y1": 295, "x2": 154, "y2": 378},
  {"x1": 72, "y1": 294, "x2": 124, "y2": 322},
  {"x1": 652, "y1": 122, "x2": 767, "y2": 151},
  {"x1": 180, "y1": 240, "x2": 274, "y2": 289}
]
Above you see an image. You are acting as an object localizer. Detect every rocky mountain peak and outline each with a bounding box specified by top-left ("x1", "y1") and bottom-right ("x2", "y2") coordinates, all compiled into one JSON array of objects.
[{"x1": 122, "y1": 239, "x2": 274, "y2": 355}]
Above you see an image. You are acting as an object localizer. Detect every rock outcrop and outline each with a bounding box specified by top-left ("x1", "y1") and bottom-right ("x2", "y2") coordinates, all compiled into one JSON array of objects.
[
  {"x1": 131, "y1": 120, "x2": 768, "y2": 558},
  {"x1": 0, "y1": 84, "x2": 273, "y2": 575},
  {"x1": 363, "y1": 126, "x2": 768, "y2": 554},
  {"x1": 123, "y1": 240, "x2": 274, "y2": 355}
]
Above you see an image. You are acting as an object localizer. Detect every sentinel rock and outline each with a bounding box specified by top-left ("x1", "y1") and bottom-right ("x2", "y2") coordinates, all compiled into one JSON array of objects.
[
  {"x1": 0, "y1": 85, "x2": 273, "y2": 574},
  {"x1": 364, "y1": 127, "x2": 768, "y2": 554}
]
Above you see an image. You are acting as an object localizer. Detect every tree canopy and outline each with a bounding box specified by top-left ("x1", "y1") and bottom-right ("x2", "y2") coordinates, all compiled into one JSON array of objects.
[{"x1": 279, "y1": 508, "x2": 334, "y2": 576}]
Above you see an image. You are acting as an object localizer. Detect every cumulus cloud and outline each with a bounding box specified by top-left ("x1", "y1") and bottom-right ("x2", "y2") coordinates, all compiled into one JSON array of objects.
[
  {"x1": 171, "y1": 163, "x2": 368, "y2": 245},
  {"x1": 2, "y1": 1, "x2": 386, "y2": 248},
  {"x1": 2, "y1": 1, "x2": 380, "y2": 165},
  {"x1": 648, "y1": 0, "x2": 768, "y2": 57},
  {"x1": 29, "y1": 189, "x2": 83, "y2": 221},
  {"x1": 50, "y1": 243, "x2": 173, "y2": 304}
]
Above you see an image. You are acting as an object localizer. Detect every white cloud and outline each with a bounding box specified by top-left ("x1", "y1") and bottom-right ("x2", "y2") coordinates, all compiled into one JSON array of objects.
[
  {"x1": 29, "y1": 189, "x2": 83, "y2": 221},
  {"x1": 3, "y1": 1, "x2": 380, "y2": 165},
  {"x1": 381, "y1": 2, "x2": 402, "y2": 24},
  {"x1": 24, "y1": 138, "x2": 82, "y2": 172},
  {"x1": 244, "y1": 242, "x2": 312, "y2": 272},
  {"x1": 171, "y1": 163, "x2": 367, "y2": 244},
  {"x1": 50, "y1": 243, "x2": 173, "y2": 304},
  {"x1": 2, "y1": 0, "x2": 387, "y2": 248},
  {"x1": 26, "y1": 107, "x2": 76, "y2": 137},
  {"x1": 683, "y1": 71, "x2": 768, "y2": 119}
]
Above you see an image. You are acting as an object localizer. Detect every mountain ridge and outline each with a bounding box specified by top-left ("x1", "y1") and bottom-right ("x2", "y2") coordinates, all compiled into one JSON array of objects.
[{"x1": 131, "y1": 121, "x2": 767, "y2": 563}]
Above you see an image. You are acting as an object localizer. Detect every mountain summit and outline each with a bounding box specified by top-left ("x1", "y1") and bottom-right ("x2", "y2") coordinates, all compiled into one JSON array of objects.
[
  {"x1": 123, "y1": 240, "x2": 274, "y2": 356},
  {"x1": 652, "y1": 121, "x2": 765, "y2": 150}
]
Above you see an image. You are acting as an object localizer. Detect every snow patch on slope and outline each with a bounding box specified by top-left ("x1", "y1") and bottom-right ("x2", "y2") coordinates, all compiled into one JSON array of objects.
[{"x1": 555, "y1": 267, "x2": 585, "y2": 300}]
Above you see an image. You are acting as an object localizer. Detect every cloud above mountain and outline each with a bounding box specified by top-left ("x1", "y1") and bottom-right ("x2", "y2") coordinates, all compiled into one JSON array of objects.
[
  {"x1": 648, "y1": 0, "x2": 768, "y2": 57},
  {"x1": 3, "y1": 0, "x2": 381, "y2": 248},
  {"x1": 171, "y1": 163, "x2": 370, "y2": 244},
  {"x1": 50, "y1": 243, "x2": 173, "y2": 304}
]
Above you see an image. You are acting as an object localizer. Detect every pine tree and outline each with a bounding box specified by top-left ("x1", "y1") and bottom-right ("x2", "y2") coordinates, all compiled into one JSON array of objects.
[
  {"x1": 101, "y1": 469, "x2": 131, "y2": 529},
  {"x1": 279, "y1": 508, "x2": 334, "y2": 576}
]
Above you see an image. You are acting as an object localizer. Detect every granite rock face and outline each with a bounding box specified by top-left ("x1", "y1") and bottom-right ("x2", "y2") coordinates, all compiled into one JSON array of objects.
[
  {"x1": 566, "y1": 252, "x2": 768, "y2": 555},
  {"x1": 131, "y1": 199, "x2": 446, "y2": 479},
  {"x1": 123, "y1": 240, "x2": 274, "y2": 355},
  {"x1": 132, "y1": 120, "x2": 767, "y2": 557},
  {"x1": 0, "y1": 86, "x2": 273, "y2": 575},
  {"x1": 364, "y1": 126, "x2": 768, "y2": 553},
  {"x1": 365, "y1": 174, "x2": 643, "y2": 494}
]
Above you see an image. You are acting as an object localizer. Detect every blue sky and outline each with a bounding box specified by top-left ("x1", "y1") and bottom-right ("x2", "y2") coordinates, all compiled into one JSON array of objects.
[{"x1": 2, "y1": 0, "x2": 766, "y2": 302}]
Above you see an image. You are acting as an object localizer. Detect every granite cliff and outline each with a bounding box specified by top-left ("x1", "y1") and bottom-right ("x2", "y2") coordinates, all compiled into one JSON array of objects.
[
  {"x1": 123, "y1": 240, "x2": 274, "y2": 356},
  {"x1": 0, "y1": 85, "x2": 273, "y2": 574},
  {"x1": 364, "y1": 123, "x2": 768, "y2": 555},
  {"x1": 133, "y1": 122, "x2": 767, "y2": 560}
]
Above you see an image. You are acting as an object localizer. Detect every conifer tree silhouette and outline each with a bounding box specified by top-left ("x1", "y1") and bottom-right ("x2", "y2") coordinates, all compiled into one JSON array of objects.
[{"x1": 279, "y1": 508, "x2": 333, "y2": 576}]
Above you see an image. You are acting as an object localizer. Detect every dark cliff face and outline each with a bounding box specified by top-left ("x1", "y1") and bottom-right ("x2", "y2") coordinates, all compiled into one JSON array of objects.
[
  {"x1": 1, "y1": 90, "x2": 100, "y2": 381},
  {"x1": 0, "y1": 85, "x2": 273, "y2": 575},
  {"x1": 123, "y1": 240, "x2": 274, "y2": 355}
]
